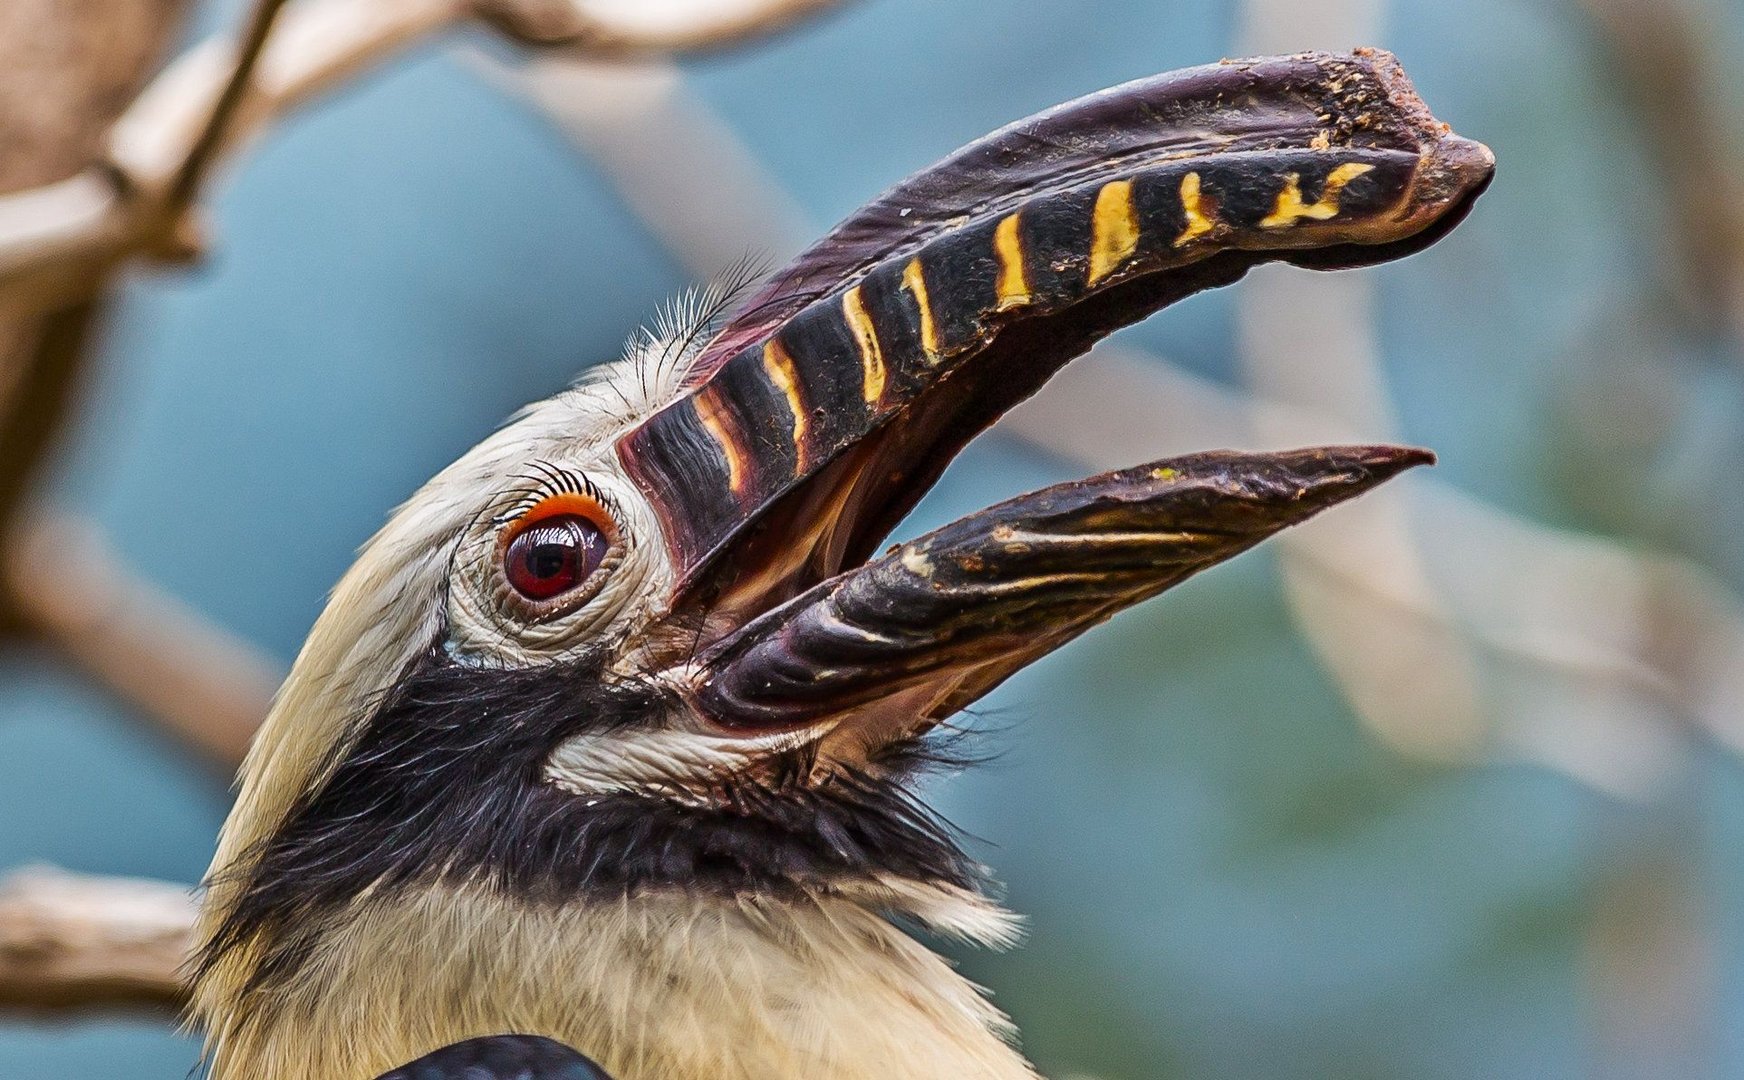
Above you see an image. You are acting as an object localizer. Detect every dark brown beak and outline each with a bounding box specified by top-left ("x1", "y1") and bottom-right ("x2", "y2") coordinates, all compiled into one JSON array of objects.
[
  {"x1": 614, "y1": 50, "x2": 1489, "y2": 716},
  {"x1": 693, "y1": 446, "x2": 1432, "y2": 729}
]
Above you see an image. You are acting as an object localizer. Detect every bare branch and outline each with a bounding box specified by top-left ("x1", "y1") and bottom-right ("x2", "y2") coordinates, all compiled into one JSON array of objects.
[
  {"x1": 0, "y1": 0, "x2": 853, "y2": 307},
  {"x1": 0, "y1": 175, "x2": 128, "y2": 308},
  {"x1": 0, "y1": 867, "x2": 194, "y2": 1013},
  {"x1": 108, "y1": 0, "x2": 464, "y2": 232},
  {"x1": 0, "y1": 0, "x2": 464, "y2": 302},
  {"x1": 475, "y1": 0, "x2": 849, "y2": 51},
  {"x1": 0, "y1": 302, "x2": 103, "y2": 568},
  {"x1": 0, "y1": 0, "x2": 191, "y2": 561},
  {"x1": 5, "y1": 515, "x2": 282, "y2": 770},
  {"x1": 0, "y1": 0, "x2": 281, "y2": 776},
  {"x1": 160, "y1": 0, "x2": 296, "y2": 237}
]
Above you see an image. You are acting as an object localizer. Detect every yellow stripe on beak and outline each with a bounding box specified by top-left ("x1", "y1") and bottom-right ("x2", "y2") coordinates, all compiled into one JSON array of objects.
[
  {"x1": 1174, "y1": 172, "x2": 1216, "y2": 246},
  {"x1": 993, "y1": 212, "x2": 1032, "y2": 310},
  {"x1": 1087, "y1": 180, "x2": 1140, "y2": 285},
  {"x1": 760, "y1": 339, "x2": 809, "y2": 474},
  {"x1": 843, "y1": 286, "x2": 888, "y2": 406},
  {"x1": 1260, "y1": 162, "x2": 1376, "y2": 228}
]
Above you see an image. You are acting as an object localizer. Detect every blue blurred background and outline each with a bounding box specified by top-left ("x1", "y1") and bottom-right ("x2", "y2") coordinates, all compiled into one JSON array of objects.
[{"x1": 6, "y1": 0, "x2": 1744, "y2": 1077}]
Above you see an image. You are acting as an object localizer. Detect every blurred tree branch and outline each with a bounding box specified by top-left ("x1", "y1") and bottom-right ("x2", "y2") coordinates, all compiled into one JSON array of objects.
[
  {"x1": 2, "y1": 0, "x2": 847, "y2": 308},
  {"x1": 0, "y1": 867, "x2": 194, "y2": 1013},
  {"x1": 0, "y1": 0, "x2": 277, "y2": 776},
  {"x1": 476, "y1": 0, "x2": 852, "y2": 52},
  {"x1": 5, "y1": 516, "x2": 281, "y2": 769},
  {"x1": 0, "y1": 0, "x2": 194, "y2": 629}
]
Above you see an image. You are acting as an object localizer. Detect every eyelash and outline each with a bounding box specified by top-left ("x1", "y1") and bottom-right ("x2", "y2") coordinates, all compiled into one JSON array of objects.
[{"x1": 491, "y1": 461, "x2": 618, "y2": 529}]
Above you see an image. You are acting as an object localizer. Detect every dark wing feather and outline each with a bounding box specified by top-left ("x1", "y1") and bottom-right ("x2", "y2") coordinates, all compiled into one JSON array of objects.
[{"x1": 374, "y1": 1035, "x2": 612, "y2": 1080}]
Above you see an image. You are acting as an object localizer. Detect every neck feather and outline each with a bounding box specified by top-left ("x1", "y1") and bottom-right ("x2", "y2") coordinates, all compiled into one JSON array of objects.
[{"x1": 200, "y1": 882, "x2": 1037, "y2": 1080}]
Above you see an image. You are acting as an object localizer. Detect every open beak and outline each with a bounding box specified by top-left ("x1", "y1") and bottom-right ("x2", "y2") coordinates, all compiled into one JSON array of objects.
[
  {"x1": 696, "y1": 446, "x2": 1432, "y2": 730},
  {"x1": 615, "y1": 50, "x2": 1492, "y2": 733}
]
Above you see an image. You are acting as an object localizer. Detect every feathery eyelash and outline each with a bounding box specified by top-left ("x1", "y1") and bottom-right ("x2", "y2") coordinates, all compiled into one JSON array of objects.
[{"x1": 491, "y1": 461, "x2": 614, "y2": 527}]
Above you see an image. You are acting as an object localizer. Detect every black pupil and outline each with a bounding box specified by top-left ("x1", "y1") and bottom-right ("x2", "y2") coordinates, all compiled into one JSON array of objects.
[
  {"x1": 526, "y1": 541, "x2": 571, "y2": 579},
  {"x1": 505, "y1": 516, "x2": 604, "y2": 600}
]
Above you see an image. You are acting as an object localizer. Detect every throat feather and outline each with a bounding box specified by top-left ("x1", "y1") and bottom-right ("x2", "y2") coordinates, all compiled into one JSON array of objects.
[{"x1": 203, "y1": 884, "x2": 1036, "y2": 1080}]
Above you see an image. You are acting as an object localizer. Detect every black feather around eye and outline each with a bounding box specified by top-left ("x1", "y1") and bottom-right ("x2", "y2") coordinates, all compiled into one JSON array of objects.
[{"x1": 199, "y1": 644, "x2": 983, "y2": 1002}]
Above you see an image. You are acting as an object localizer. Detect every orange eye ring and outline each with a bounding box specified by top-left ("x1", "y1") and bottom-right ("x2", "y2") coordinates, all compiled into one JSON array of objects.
[
  {"x1": 496, "y1": 493, "x2": 620, "y2": 615},
  {"x1": 504, "y1": 492, "x2": 616, "y2": 539}
]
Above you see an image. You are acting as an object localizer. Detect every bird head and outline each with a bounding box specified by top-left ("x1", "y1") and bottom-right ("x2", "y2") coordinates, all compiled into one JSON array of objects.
[{"x1": 193, "y1": 50, "x2": 1491, "y2": 1079}]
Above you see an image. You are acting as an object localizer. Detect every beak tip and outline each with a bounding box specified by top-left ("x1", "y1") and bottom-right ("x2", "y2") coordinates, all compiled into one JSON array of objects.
[
  {"x1": 1350, "y1": 443, "x2": 1437, "y2": 477},
  {"x1": 1270, "y1": 443, "x2": 1434, "y2": 517}
]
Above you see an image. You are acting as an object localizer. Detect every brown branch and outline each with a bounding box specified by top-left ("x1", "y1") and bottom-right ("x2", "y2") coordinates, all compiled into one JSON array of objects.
[
  {"x1": 1, "y1": 0, "x2": 463, "y2": 301},
  {"x1": 0, "y1": 0, "x2": 279, "y2": 778},
  {"x1": 0, "y1": 0, "x2": 853, "y2": 306},
  {"x1": 0, "y1": 302, "x2": 103, "y2": 588},
  {"x1": 476, "y1": 0, "x2": 850, "y2": 51},
  {"x1": 0, "y1": 867, "x2": 195, "y2": 1013},
  {"x1": 106, "y1": 0, "x2": 466, "y2": 270},
  {"x1": 162, "y1": 0, "x2": 295, "y2": 225},
  {"x1": 0, "y1": 0, "x2": 193, "y2": 516},
  {"x1": 0, "y1": 0, "x2": 194, "y2": 622},
  {"x1": 5, "y1": 514, "x2": 282, "y2": 770}
]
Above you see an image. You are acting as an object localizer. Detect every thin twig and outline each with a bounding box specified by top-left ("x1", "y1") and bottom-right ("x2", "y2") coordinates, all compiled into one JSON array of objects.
[{"x1": 159, "y1": 0, "x2": 295, "y2": 245}]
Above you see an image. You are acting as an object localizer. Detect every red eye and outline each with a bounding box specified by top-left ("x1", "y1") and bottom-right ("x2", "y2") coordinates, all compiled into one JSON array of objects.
[{"x1": 503, "y1": 514, "x2": 608, "y2": 601}]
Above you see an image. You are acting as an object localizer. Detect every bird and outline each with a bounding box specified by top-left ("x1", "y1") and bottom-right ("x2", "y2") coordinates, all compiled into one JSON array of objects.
[{"x1": 188, "y1": 49, "x2": 1492, "y2": 1080}]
